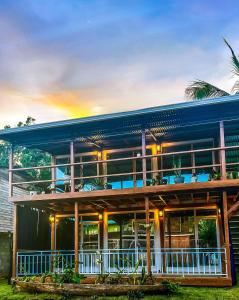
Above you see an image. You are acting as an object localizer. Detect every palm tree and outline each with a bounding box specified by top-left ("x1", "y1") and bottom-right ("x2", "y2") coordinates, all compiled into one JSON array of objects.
[{"x1": 185, "y1": 39, "x2": 239, "y2": 100}]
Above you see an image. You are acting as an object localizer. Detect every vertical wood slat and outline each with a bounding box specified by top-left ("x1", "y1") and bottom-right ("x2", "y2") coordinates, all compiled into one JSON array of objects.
[
  {"x1": 70, "y1": 141, "x2": 75, "y2": 192},
  {"x1": 142, "y1": 130, "x2": 147, "y2": 186},
  {"x1": 9, "y1": 145, "x2": 13, "y2": 197},
  {"x1": 145, "y1": 197, "x2": 151, "y2": 274},
  {"x1": 223, "y1": 191, "x2": 231, "y2": 278},
  {"x1": 51, "y1": 156, "x2": 56, "y2": 193},
  {"x1": 219, "y1": 121, "x2": 226, "y2": 180},
  {"x1": 12, "y1": 204, "x2": 17, "y2": 277},
  {"x1": 74, "y1": 201, "x2": 79, "y2": 273}
]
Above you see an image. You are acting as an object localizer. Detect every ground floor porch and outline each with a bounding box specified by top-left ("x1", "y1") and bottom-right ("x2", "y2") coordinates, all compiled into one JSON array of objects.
[{"x1": 12, "y1": 189, "x2": 234, "y2": 286}]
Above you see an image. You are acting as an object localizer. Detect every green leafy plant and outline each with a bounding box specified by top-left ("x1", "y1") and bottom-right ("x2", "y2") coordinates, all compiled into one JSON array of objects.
[
  {"x1": 161, "y1": 279, "x2": 180, "y2": 294},
  {"x1": 173, "y1": 157, "x2": 182, "y2": 177},
  {"x1": 95, "y1": 273, "x2": 109, "y2": 284},
  {"x1": 127, "y1": 290, "x2": 144, "y2": 300},
  {"x1": 185, "y1": 39, "x2": 239, "y2": 100}
]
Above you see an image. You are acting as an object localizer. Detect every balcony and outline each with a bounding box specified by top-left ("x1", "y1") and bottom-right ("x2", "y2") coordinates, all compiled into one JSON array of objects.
[{"x1": 9, "y1": 141, "x2": 239, "y2": 201}]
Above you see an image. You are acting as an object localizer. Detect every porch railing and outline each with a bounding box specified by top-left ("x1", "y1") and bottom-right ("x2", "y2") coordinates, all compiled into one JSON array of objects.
[
  {"x1": 10, "y1": 143, "x2": 239, "y2": 195},
  {"x1": 16, "y1": 248, "x2": 227, "y2": 277}
]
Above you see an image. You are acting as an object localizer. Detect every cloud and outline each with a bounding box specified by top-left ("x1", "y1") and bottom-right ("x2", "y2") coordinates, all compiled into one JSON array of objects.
[{"x1": 0, "y1": 0, "x2": 238, "y2": 129}]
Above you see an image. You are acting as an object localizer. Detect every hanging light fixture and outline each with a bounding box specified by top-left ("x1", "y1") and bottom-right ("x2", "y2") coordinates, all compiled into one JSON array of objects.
[{"x1": 49, "y1": 214, "x2": 55, "y2": 224}]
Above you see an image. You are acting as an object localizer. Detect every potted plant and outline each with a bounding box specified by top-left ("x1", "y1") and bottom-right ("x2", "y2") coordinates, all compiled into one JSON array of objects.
[
  {"x1": 191, "y1": 172, "x2": 198, "y2": 183},
  {"x1": 209, "y1": 169, "x2": 221, "y2": 181},
  {"x1": 173, "y1": 157, "x2": 185, "y2": 184},
  {"x1": 156, "y1": 173, "x2": 168, "y2": 185}
]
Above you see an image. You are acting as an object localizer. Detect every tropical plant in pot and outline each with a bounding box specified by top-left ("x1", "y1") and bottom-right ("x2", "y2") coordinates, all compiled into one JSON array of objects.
[
  {"x1": 156, "y1": 173, "x2": 168, "y2": 185},
  {"x1": 173, "y1": 157, "x2": 185, "y2": 184},
  {"x1": 90, "y1": 178, "x2": 112, "y2": 190}
]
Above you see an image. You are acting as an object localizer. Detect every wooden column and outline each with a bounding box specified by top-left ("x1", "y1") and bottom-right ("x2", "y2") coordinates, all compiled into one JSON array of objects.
[
  {"x1": 142, "y1": 130, "x2": 147, "y2": 186},
  {"x1": 154, "y1": 209, "x2": 161, "y2": 272},
  {"x1": 51, "y1": 156, "x2": 56, "y2": 193},
  {"x1": 103, "y1": 211, "x2": 108, "y2": 272},
  {"x1": 70, "y1": 141, "x2": 75, "y2": 192},
  {"x1": 219, "y1": 121, "x2": 226, "y2": 180},
  {"x1": 9, "y1": 145, "x2": 13, "y2": 197},
  {"x1": 74, "y1": 201, "x2": 79, "y2": 273},
  {"x1": 151, "y1": 144, "x2": 158, "y2": 180},
  {"x1": 145, "y1": 197, "x2": 151, "y2": 274},
  {"x1": 223, "y1": 191, "x2": 231, "y2": 278},
  {"x1": 159, "y1": 211, "x2": 165, "y2": 273},
  {"x1": 50, "y1": 215, "x2": 56, "y2": 250},
  {"x1": 12, "y1": 204, "x2": 18, "y2": 278}
]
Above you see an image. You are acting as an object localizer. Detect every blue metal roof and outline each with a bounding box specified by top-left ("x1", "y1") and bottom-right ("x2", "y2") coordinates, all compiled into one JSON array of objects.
[{"x1": 1, "y1": 94, "x2": 239, "y2": 154}]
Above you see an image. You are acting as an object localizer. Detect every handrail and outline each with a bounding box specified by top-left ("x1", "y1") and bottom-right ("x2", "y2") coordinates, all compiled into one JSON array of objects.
[{"x1": 10, "y1": 144, "x2": 239, "y2": 172}]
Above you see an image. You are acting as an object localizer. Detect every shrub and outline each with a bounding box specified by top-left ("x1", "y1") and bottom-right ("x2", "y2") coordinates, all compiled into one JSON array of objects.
[{"x1": 161, "y1": 279, "x2": 180, "y2": 294}]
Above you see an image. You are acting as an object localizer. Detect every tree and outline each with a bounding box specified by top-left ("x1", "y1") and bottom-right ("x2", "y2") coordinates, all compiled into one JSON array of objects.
[
  {"x1": 185, "y1": 39, "x2": 239, "y2": 100},
  {"x1": 0, "y1": 117, "x2": 51, "y2": 184}
]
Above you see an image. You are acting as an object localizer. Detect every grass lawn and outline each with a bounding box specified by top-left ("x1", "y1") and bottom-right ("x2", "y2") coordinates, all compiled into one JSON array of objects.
[{"x1": 1, "y1": 278, "x2": 239, "y2": 300}]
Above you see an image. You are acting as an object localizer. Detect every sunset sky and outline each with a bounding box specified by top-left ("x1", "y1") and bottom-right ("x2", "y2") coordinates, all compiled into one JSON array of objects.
[{"x1": 0, "y1": 0, "x2": 239, "y2": 128}]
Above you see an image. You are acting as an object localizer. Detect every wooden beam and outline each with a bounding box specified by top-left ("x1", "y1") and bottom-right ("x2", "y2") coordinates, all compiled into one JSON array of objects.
[
  {"x1": 142, "y1": 130, "x2": 147, "y2": 186},
  {"x1": 70, "y1": 141, "x2": 75, "y2": 193},
  {"x1": 145, "y1": 197, "x2": 152, "y2": 275},
  {"x1": 10, "y1": 179, "x2": 239, "y2": 204},
  {"x1": 74, "y1": 201, "x2": 79, "y2": 273},
  {"x1": 220, "y1": 121, "x2": 226, "y2": 180},
  {"x1": 12, "y1": 204, "x2": 17, "y2": 278},
  {"x1": 228, "y1": 200, "x2": 239, "y2": 218},
  {"x1": 223, "y1": 191, "x2": 231, "y2": 279}
]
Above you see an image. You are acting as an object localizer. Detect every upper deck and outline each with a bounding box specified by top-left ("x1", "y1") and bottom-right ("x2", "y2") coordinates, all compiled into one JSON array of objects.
[{"x1": 2, "y1": 95, "x2": 239, "y2": 212}]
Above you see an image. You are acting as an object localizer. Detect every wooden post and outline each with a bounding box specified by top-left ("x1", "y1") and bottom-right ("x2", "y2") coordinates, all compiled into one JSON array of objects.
[
  {"x1": 142, "y1": 130, "x2": 147, "y2": 186},
  {"x1": 74, "y1": 201, "x2": 79, "y2": 273},
  {"x1": 51, "y1": 156, "x2": 56, "y2": 194},
  {"x1": 159, "y1": 211, "x2": 165, "y2": 273},
  {"x1": 219, "y1": 121, "x2": 226, "y2": 180},
  {"x1": 103, "y1": 211, "x2": 108, "y2": 272},
  {"x1": 151, "y1": 144, "x2": 158, "y2": 180},
  {"x1": 223, "y1": 191, "x2": 231, "y2": 279},
  {"x1": 50, "y1": 215, "x2": 56, "y2": 250},
  {"x1": 9, "y1": 145, "x2": 13, "y2": 197},
  {"x1": 70, "y1": 141, "x2": 75, "y2": 192},
  {"x1": 154, "y1": 209, "x2": 161, "y2": 272},
  {"x1": 12, "y1": 204, "x2": 17, "y2": 278},
  {"x1": 102, "y1": 150, "x2": 107, "y2": 185},
  {"x1": 145, "y1": 197, "x2": 151, "y2": 274}
]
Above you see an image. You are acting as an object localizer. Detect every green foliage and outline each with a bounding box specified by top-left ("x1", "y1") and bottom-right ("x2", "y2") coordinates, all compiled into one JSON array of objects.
[
  {"x1": 185, "y1": 39, "x2": 239, "y2": 100},
  {"x1": 95, "y1": 273, "x2": 110, "y2": 284},
  {"x1": 0, "y1": 117, "x2": 51, "y2": 185},
  {"x1": 198, "y1": 219, "x2": 217, "y2": 247},
  {"x1": 127, "y1": 290, "x2": 144, "y2": 300},
  {"x1": 161, "y1": 279, "x2": 180, "y2": 294}
]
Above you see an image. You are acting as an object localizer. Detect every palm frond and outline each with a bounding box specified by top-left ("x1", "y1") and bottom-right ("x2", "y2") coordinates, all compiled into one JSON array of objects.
[
  {"x1": 185, "y1": 80, "x2": 230, "y2": 100},
  {"x1": 231, "y1": 80, "x2": 239, "y2": 94},
  {"x1": 224, "y1": 38, "x2": 239, "y2": 76}
]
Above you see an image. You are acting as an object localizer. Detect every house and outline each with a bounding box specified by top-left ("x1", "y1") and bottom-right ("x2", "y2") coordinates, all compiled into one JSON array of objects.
[
  {"x1": 0, "y1": 168, "x2": 26, "y2": 276},
  {"x1": 1, "y1": 95, "x2": 239, "y2": 286}
]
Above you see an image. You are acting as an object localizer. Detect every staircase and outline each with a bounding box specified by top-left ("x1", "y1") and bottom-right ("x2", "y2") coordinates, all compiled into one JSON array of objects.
[{"x1": 229, "y1": 214, "x2": 239, "y2": 268}]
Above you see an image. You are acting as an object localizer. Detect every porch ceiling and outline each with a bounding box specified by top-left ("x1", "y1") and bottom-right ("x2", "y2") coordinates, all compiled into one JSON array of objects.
[{"x1": 14, "y1": 189, "x2": 229, "y2": 215}]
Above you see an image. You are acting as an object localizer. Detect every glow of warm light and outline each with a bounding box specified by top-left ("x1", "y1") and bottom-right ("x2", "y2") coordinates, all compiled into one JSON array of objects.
[
  {"x1": 98, "y1": 213, "x2": 103, "y2": 220},
  {"x1": 159, "y1": 210, "x2": 163, "y2": 217},
  {"x1": 97, "y1": 151, "x2": 102, "y2": 160},
  {"x1": 49, "y1": 215, "x2": 55, "y2": 224},
  {"x1": 156, "y1": 145, "x2": 161, "y2": 153}
]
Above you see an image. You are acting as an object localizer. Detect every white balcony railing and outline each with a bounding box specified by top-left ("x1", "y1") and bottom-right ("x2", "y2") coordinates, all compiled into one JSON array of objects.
[{"x1": 17, "y1": 248, "x2": 227, "y2": 277}]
